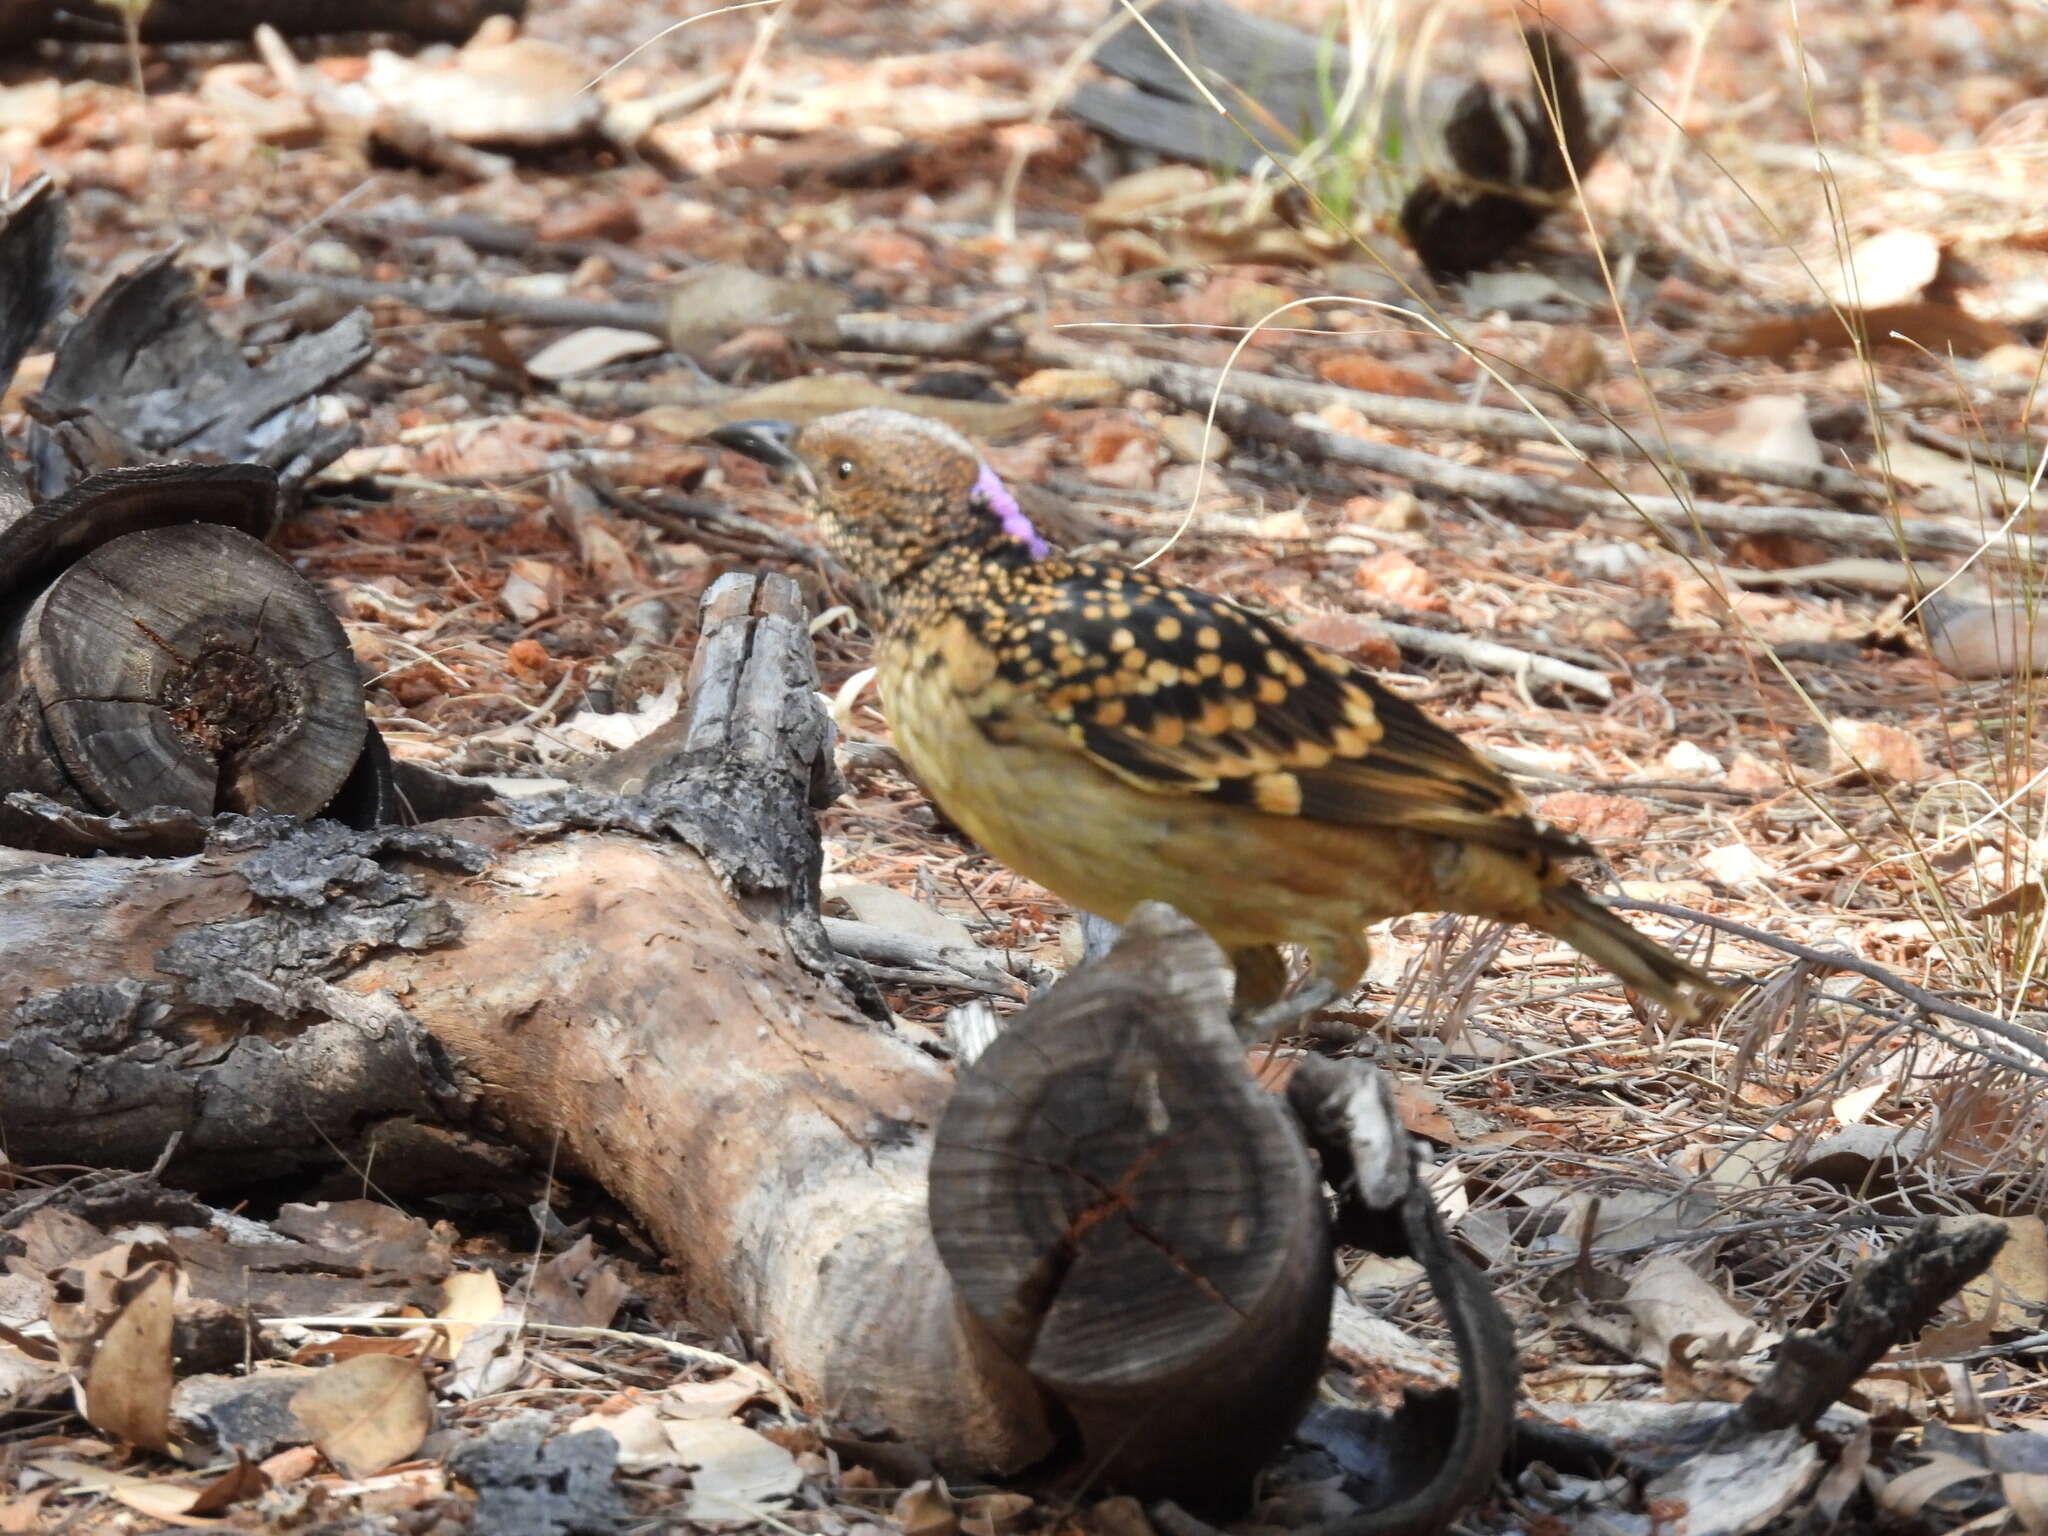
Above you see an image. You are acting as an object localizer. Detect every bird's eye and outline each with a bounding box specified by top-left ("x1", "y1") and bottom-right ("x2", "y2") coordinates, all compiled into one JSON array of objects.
[{"x1": 834, "y1": 458, "x2": 856, "y2": 481}]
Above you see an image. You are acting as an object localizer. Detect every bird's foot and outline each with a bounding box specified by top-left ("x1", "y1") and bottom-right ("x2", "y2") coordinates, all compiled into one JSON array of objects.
[{"x1": 1234, "y1": 977, "x2": 1340, "y2": 1046}]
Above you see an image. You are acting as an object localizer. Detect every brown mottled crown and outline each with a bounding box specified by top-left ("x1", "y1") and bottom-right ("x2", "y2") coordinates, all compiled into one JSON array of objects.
[{"x1": 789, "y1": 410, "x2": 1038, "y2": 593}]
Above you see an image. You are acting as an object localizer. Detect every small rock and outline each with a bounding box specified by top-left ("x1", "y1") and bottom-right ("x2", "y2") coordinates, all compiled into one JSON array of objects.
[
  {"x1": 173, "y1": 1368, "x2": 319, "y2": 1459},
  {"x1": 1825, "y1": 717, "x2": 1931, "y2": 783},
  {"x1": 1014, "y1": 369, "x2": 1123, "y2": 404},
  {"x1": 1255, "y1": 509, "x2": 1311, "y2": 540},
  {"x1": 1725, "y1": 751, "x2": 1785, "y2": 794},
  {"x1": 449, "y1": 1415, "x2": 626, "y2": 1536},
  {"x1": 1662, "y1": 741, "x2": 1723, "y2": 779},
  {"x1": 1345, "y1": 492, "x2": 1427, "y2": 532},
  {"x1": 1158, "y1": 413, "x2": 1230, "y2": 463},
  {"x1": 303, "y1": 239, "x2": 362, "y2": 276},
  {"x1": 1701, "y1": 842, "x2": 1775, "y2": 888},
  {"x1": 1978, "y1": 343, "x2": 2045, "y2": 382}
]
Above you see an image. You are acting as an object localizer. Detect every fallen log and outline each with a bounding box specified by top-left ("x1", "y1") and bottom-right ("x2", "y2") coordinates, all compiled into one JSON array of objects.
[{"x1": 0, "y1": 571, "x2": 1354, "y2": 1497}]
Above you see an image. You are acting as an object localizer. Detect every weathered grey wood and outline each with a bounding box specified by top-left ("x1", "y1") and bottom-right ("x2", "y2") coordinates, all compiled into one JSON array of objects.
[
  {"x1": 931, "y1": 902, "x2": 1331, "y2": 1504},
  {"x1": 1286, "y1": 1057, "x2": 1520, "y2": 1535},
  {"x1": 0, "y1": 0, "x2": 519, "y2": 45},
  {"x1": 0, "y1": 177, "x2": 70, "y2": 401},
  {"x1": 1737, "y1": 1218, "x2": 2006, "y2": 1435},
  {"x1": 0, "y1": 461, "x2": 278, "y2": 600},
  {"x1": 26, "y1": 247, "x2": 370, "y2": 504},
  {"x1": 0, "y1": 523, "x2": 364, "y2": 826}
]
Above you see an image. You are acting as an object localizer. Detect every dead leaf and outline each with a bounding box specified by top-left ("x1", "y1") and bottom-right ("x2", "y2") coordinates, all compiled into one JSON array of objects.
[
  {"x1": 1965, "y1": 878, "x2": 2047, "y2": 922},
  {"x1": 1644, "y1": 1428, "x2": 1820, "y2": 1536},
  {"x1": 1822, "y1": 229, "x2": 1943, "y2": 309},
  {"x1": 1876, "y1": 1451, "x2": 1993, "y2": 1520},
  {"x1": 2007, "y1": 1469, "x2": 2048, "y2": 1536},
  {"x1": 1086, "y1": 165, "x2": 1212, "y2": 233},
  {"x1": 187, "y1": 1454, "x2": 268, "y2": 1517},
  {"x1": 660, "y1": 1375, "x2": 763, "y2": 1420},
  {"x1": 1885, "y1": 439, "x2": 2045, "y2": 513},
  {"x1": 1826, "y1": 717, "x2": 1931, "y2": 783},
  {"x1": 444, "y1": 1308, "x2": 526, "y2": 1401},
  {"x1": 82, "y1": 1260, "x2": 175, "y2": 1452},
  {"x1": 894, "y1": 1479, "x2": 960, "y2": 1536},
  {"x1": 1313, "y1": 352, "x2": 1454, "y2": 401},
  {"x1": 1351, "y1": 550, "x2": 1444, "y2": 612},
  {"x1": 432, "y1": 1270, "x2": 503, "y2": 1362},
  {"x1": 1391, "y1": 1079, "x2": 1456, "y2": 1144},
  {"x1": 1625, "y1": 1253, "x2": 1776, "y2": 1363},
  {"x1": 30, "y1": 1458, "x2": 232, "y2": 1527},
  {"x1": 1945, "y1": 1215, "x2": 2048, "y2": 1324},
  {"x1": 1832, "y1": 1079, "x2": 1890, "y2": 1125},
  {"x1": 290, "y1": 1354, "x2": 434, "y2": 1479},
  {"x1": 499, "y1": 558, "x2": 563, "y2": 624},
  {"x1": 570, "y1": 1400, "x2": 672, "y2": 1471},
  {"x1": 258, "y1": 1444, "x2": 322, "y2": 1484},
  {"x1": 560, "y1": 681, "x2": 682, "y2": 762},
  {"x1": 525, "y1": 1234, "x2": 629, "y2": 1330},
  {"x1": 1291, "y1": 611, "x2": 1402, "y2": 670},
  {"x1": 666, "y1": 1418, "x2": 802, "y2": 1520},
  {"x1": 961, "y1": 1492, "x2": 1034, "y2": 1536},
  {"x1": 364, "y1": 34, "x2": 598, "y2": 146},
  {"x1": 1715, "y1": 301, "x2": 2015, "y2": 360},
  {"x1": 525, "y1": 327, "x2": 663, "y2": 381},
  {"x1": 0, "y1": 1489, "x2": 50, "y2": 1534}
]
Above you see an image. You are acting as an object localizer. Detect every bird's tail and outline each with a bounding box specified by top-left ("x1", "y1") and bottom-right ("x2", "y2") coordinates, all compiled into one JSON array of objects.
[{"x1": 1537, "y1": 885, "x2": 1732, "y2": 1023}]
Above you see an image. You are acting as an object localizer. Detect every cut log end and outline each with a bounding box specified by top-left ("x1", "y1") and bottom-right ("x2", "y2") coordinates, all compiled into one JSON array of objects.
[
  {"x1": 931, "y1": 905, "x2": 1331, "y2": 1505},
  {"x1": 1, "y1": 522, "x2": 364, "y2": 826}
]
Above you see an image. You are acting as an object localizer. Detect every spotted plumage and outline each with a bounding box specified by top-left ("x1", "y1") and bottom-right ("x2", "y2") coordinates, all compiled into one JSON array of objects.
[{"x1": 711, "y1": 407, "x2": 1727, "y2": 1030}]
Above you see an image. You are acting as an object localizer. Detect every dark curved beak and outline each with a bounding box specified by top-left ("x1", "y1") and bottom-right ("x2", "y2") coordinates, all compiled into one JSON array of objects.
[{"x1": 709, "y1": 418, "x2": 801, "y2": 474}]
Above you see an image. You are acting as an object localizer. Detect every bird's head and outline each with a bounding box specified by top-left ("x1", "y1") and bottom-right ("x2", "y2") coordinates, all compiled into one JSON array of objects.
[{"x1": 710, "y1": 408, "x2": 1047, "y2": 597}]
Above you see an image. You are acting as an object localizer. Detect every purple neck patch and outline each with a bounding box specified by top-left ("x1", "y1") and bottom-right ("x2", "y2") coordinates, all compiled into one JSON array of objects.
[{"x1": 971, "y1": 460, "x2": 1049, "y2": 559}]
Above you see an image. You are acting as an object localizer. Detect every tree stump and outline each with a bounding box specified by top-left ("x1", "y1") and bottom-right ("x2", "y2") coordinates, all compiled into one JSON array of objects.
[
  {"x1": 932, "y1": 904, "x2": 1332, "y2": 1503},
  {"x1": 0, "y1": 521, "x2": 364, "y2": 833}
]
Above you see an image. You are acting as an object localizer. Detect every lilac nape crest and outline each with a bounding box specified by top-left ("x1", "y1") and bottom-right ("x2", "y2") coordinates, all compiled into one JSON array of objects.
[{"x1": 971, "y1": 461, "x2": 1049, "y2": 560}]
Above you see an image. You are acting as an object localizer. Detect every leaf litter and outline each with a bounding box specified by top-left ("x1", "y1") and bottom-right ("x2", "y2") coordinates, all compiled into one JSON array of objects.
[{"x1": 6, "y1": 0, "x2": 2048, "y2": 1529}]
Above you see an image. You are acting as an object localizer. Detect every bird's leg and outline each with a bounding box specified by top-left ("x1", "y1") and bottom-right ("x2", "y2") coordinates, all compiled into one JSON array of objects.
[
  {"x1": 1235, "y1": 976, "x2": 1341, "y2": 1045},
  {"x1": 1227, "y1": 944, "x2": 1292, "y2": 1016},
  {"x1": 1232, "y1": 932, "x2": 1365, "y2": 1045}
]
